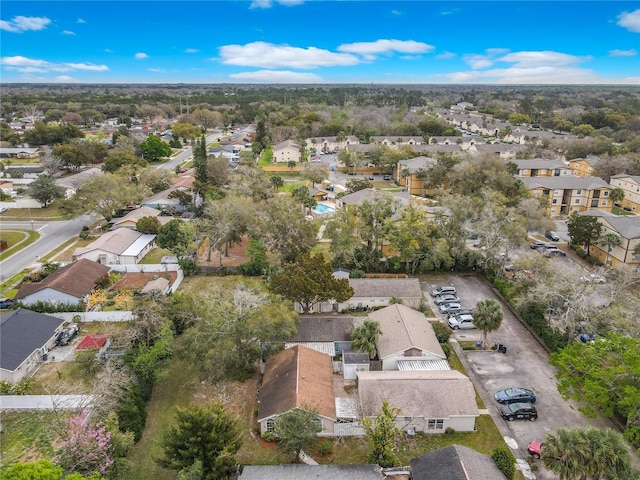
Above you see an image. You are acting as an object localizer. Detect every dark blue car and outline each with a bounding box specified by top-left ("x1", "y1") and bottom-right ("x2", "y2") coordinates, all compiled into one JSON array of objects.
[{"x1": 494, "y1": 387, "x2": 536, "y2": 404}]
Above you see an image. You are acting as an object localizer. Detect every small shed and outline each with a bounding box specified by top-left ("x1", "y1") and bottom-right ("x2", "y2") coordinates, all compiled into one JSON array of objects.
[
  {"x1": 75, "y1": 334, "x2": 110, "y2": 356},
  {"x1": 343, "y1": 352, "x2": 370, "y2": 380}
]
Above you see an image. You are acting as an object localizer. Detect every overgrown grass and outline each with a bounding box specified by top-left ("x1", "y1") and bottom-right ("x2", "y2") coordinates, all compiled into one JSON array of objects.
[
  {"x1": 0, "y1": 229, "x2": 40, "y2": 262},
  {"x1": 0, "y1": 411, "x2": 70, "y2": 467},
  {"x1": 257, "y1": 148, "x2": 273, "y2": 166}
]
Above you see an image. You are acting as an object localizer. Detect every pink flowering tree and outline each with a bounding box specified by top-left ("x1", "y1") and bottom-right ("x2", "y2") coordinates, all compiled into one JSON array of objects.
[{"x1": 56, "y1": 414, "x2": 114, "y2": 476}]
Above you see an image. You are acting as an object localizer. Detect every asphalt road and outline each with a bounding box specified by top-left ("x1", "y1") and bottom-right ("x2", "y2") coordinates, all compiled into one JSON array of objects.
[
  {"x1": 426, "y1": 274, "x2": 620, "y2": 480},
  {"x1": 0, "y1": 214, "x2": 98, "y2": 283},
  {"x1": 158, "y1": 129, "x2": 222, "y2": 171}
]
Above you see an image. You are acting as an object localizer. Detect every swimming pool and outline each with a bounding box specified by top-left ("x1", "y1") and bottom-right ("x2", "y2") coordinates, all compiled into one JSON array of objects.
[{"x1": 313, "y1": 204, "x2": 336, "y2": 215}]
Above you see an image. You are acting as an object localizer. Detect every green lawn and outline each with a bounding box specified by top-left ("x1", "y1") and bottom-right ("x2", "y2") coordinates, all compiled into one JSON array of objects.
[
  {"x1": 0, "y1": 229, "x2": 40, "y2": 262},
  {"x1": 140, "y1": 247, "x2": 174, "y2": 264},
  {"x1": 612, "y1": 206, "x2": 635, "y2": 216},
  {"x1": 1, "y1": 205, "x2": 65, "y2": 220}
]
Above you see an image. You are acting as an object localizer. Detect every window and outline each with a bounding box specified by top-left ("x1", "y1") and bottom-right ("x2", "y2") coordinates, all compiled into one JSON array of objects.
[
  {"x1": 551, "y1": 208, "x2": 557, "y2": 213},
  {"x1": 312, "y1": 417, "x2": 323, "y2": 431},
  {"x1": 428, "y1": 419, "x2": 444, "y2": 430},
  {"x1": 552, "y1": 199, "x2": 558, "y2": 204},
  {"x1": 576, "y1": 189, "x2": 582, "y2": 194},
  {"x1": 603, "y1": 191, "x2": 609, "y2": 197},
  {"x1": 575, "y1": 199, "x2": 580, "y2": 204},
  {"x1": 602, "y1": 201, "x2": 607, "y2": 206},
  {"x1": 266, "y1": 418, "x2": 276, "y2": 432},
  {"x1": 591, "y1": 200, "x2": 599, "y2": 207}
]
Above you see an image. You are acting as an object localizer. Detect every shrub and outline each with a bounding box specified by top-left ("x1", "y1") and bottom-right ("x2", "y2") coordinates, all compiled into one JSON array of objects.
[
  {"x1": 261, "y1": 431, "x2": 276, "y2": 443},
  {"x1": 0, "y1": 378, "x2": 33, "y2": 395},
  {"x1": 492, "y1": 446, "x2": 516, "y2": 480},
  {"x1": 317, "y1": 438, "x2": 334, "y2": 456},
  {"x1": 350, "y1": 269, "x2": 366, "y2": 278},
  {"x1": 431, "y1": 321, "x2": 452, "y2": 344},
  {"x1": 444, "y1": 427, "x2": 456, "y2": 434}
]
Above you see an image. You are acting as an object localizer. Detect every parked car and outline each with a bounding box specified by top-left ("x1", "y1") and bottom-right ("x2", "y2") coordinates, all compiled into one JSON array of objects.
[
  {"x1": 367, "y1": 176, "x2": 375, "y2": 180},
  {"x1": 431, "y1": 285, "x2": 456, "y2": 297},
  {"x1": 0, "y1": 297, "x2": 14, "y2": 309},
  {"x1": 434, "y1": 294, "x2": 460, "y2": 305},
  {"x1": 580, "y1": 274, "x2": 605, "y2": 283},
  {"x1": 56, "y1": 324, "x2": 79, "y2": 346},
  {"x1": 448, "y1": 313, "x2": 476, "y2": 330},
  {"x1": 545, "y1": 231, "x2": 560, "y2": 241},
  {"x1": 527, "y1": 441, "x2": 544, "y2": 458},
  {"x1": 495, "y1": 387, "x2": 537, "y2": 404},
  {"x1": 530, "y1": 241, "x2": 547, "y2": 249},
  {"x1": 0, "y1": 207, "x2": 8, "y2": 214},
  {"x1": 439, "y1": 302, "x2": 463, "y2": 314},
  {"x1": 544, "y1": 248, "x2": 566, "y2": 257},
  {"x1": 383, "y1": 175, "x2": 391, "y2": 180},
  {"x1": 500, "y1": 403, "x2": 538, "y2": 421}
]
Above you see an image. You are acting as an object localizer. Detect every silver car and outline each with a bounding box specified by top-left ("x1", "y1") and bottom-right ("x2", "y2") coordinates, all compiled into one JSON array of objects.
[
  {"x1": 434, "y1": 294, "x2": 460, "y2": 305},
  {"x1": 439, "y1": 302, "x2": 462, "y2": 314}
]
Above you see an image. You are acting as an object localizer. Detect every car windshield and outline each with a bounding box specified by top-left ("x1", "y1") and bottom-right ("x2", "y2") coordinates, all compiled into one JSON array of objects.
[
  {"x1": 506, "y1": 388, "x2": 524, "y2": 396},
  {"x1": 506, "y1": 403, "x2": 523, "y2": 412}
]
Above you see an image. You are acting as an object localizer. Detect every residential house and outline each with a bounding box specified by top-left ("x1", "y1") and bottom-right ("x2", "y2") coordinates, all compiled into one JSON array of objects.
[
  {"x1": 257, "y1": 345, "x2": 336, "y2": 436},
  {"x1": 609, "y1": 174, "x2": 640, "y2": 213},
  {"x1": 579, "y1": 211, "x2": 640, "y2": 271},
  {"x1": 410, "y1": 444, "x2": 505, "y2": 479},
  {"x1": 2, "y1": 165, "x2": 45, "y2": 179},
  {"x1": 335, "y1": 188, "x2": 409, "y2": 212},
  {"x1": 285, "y1": 315, "x2": 356, "y2": 356},
  {"x1": 341, "y1": 278, "x2": 423, "y2": 312},
  {"x1": 72, "y1": 229, "x2": 156, "y2": 265},
  {"x1": 308, "y1": 186, "x2": 331, "y2": 203},
  {"x1": 272, "y1": 140, "x2": 302, "y2": 163},
  {"x1": 0, "y1": 147, "x2": 41, "y2": 159},
  {"x1": 14, "y1": 259, "x2": 110, "y2": 306},
  {"x1": 140, "y1": 187, "x2": 189, "y2": 212},
  {"x1": 569, "y1": 155, "x2": 601, "y2": 177},
  {"x1": 343, "y1": 352, "x2": 370, "y2": 380},
  {"x1": 368, "y1": 304, "x2": 447, "y2": 371},
  {"x1": 519, "y1": 176, "x2": 612, "y2": 216},
  {"x1": 238, "y1": 465, "x2": 385, "y2": 480},
  {"x1": 511, "y1": 158, "x2": 572, "y2": 177},
  {"x1": 357, "y1": 370, "x2": 479, "y2": 433},
  {"x1": 0, "y1": 179, "x2": 13, "y2": 195},
  {"x1": 370, "y1": 136, "x2": 425, "y2": 147},
  {"x1": 306, "y1": 135, "x2": 360, "y2": 153},
  {"x1": 396, "y1": 156, "x2": 438, "y2": 196},
  {"x1": 474, "y1": 143, "x2": 520, "y2": 160},
  {"x1": 55, "y1": 167, "x2": 101, "y2": 198},
  {"x1": 110, "y1": 206, "x2": 171, "y2": 230},
  {"x1": 1, "y1": 309, "x2": 65, "y2": 383}
]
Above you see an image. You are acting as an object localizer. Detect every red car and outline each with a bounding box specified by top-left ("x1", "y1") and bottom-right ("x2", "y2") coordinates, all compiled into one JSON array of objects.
[{"x1": 527, "y1": 441, "x2": 544, "y2": 458}]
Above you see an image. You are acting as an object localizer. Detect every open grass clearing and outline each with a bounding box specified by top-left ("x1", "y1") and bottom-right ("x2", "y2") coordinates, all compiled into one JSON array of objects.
[
  {"x1": 1, "y1": 205, "x2": 65, "y2": 220},
  {"x1": 140, "y1": 247, "x2": 174, "y2": 264},
  {"x1": 0, "y1": 229, "x2": 40, "y2": 262}
]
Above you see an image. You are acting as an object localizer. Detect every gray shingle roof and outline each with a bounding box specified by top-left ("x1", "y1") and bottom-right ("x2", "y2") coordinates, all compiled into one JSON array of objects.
[
  {"x1": 581, "y1": 211, "x2": 640, "y2": 239},
  {"x1": 512, "y1": 158, "x2": 569, "y2": 170},
  {"x1": 410, "y1": 444, "x2": 505, "y2": 480},
  {"x1": 368, "y1": 304, "x2": 444, "y2": 360},
  {"x1": 519, "y1": 175, "x2": 610, "y2": 190},
  {"x1": 349, "y1": 278, "x2": 422, "y2": 299},
  {"x1": 290, "y1": 316, "x2": 355, "y2": 342},
  {"x1": 398, "y1": 156, "x2": 438, "y2": 173},
  {"x1": 1, "y1": 309, "x2": 65, "y2": 371},
  {"x1": 239, "y1": 464, "x2": 384, "y2": 480}
]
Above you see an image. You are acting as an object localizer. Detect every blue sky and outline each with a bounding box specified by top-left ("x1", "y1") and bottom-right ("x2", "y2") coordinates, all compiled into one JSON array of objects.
[{"x1": 1, "y1": 1, "x2": 639, "y2": 84}]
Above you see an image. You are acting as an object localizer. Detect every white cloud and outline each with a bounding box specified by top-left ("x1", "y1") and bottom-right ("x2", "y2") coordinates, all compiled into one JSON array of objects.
[
  {"x1": 609, "y1": 48, "x2": 637, "y2": 57},
  {"x1": 219, "y1": 42, "x2": 359, "y2": 69},
  {"x1": 450, "y1": 50, "x2": 604, "y2": 84},
  {"x1": 104, "y1": 48, "x2": 113, "y2": 53},
  {"x1": 184, "y1": 48, "x2": 199, "y2": 54},
  {"x1": 0, "y1": 55, "x2": 108, "y2": 73},
  {"x1": 617, "y1": 9, "x2": 640, "y2": 33},
  {"x1": 391, "y1": 10, "x2": 402, "y2": 16},
  {"x1": 0, "y1": 16, "x2": 51, "y2": 33},
  {"x1": 148, "y1": 68, "x2": 166, "y2": 73},
  {"x1": 53, "y1": 75, "x2": 78, "y2": 83},
  {"x1": 77, "y1": 18, "x2": 86, "y2": 24},
  {"x1": 62, "y1": 30, "x2": 76, "y2": 36},
  {"x1": 338, "y1": 39, "x2": 434, "y2": 60},
  {"x1": 436, "y1": 51, "x2": 456, "y2": 60},
  {"x1": 135, "y1": 52, "x2": 149, "y2": 60},
  {"x1": 497, "y1": 51, "x2": 590, "y2": 67},
  {"x1": 249, "y1": 0, "x2": 303, "y2": 8},
  {"x1": 229, "y1": 70, "x2": 322, "y2": 83}
]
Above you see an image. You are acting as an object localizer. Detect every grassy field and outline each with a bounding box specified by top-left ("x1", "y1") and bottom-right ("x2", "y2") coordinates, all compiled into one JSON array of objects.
[
  {"x1": 0, "y1": 229, "x2": 39, "y2": 262},
  {"x1": 0, "y1": 205, "x2": 65, "y2": 220},
  {"x1": 140, "y1": 247, "x2": 174, "y2": 264}
]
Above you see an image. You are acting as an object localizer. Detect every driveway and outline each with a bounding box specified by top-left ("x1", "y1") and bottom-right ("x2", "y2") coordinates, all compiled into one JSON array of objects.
[{"x1": 427, "y1": 274, "x2": 617, "y2": 479}]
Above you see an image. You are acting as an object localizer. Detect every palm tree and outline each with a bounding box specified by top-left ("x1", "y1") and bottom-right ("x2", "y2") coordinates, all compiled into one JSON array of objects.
[
  {"x1": 609, "y1": 187, "x2": 625, "y2": 206},
  {"x1": 599, "y1": 233, "x2": 621, "y2": 266},
  {"x1": 351, "y1": 320, "x2": 382, "y2": 360},
  {"x1": 472, "y1": 299, "x2": 503, "y2": 349},
  {"x1": 541, "y1": 428, "x2": 589, "y2": 480},
  {"x1": 287, "y1": 160, "x2": 297, "y2": 174},
  {"x1": 270, "y1": 175, "x2": 283, "y2": 192}
]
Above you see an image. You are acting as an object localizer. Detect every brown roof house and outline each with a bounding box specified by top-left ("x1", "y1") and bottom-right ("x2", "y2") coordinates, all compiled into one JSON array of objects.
[
  {"x1": 285, "y1": 315, "x2": 356, "y2": 356},
  {"x1": 15, "y1": 259, "x2": 110, "y2": 306},
  {"x1": 357, "y1": 370, "x2": 479, "y2": 434},
  {"x1": 257, "y1": 345, "x2": 336, "y2": 437},
  {"x1": 110, "y1": 206, "x2": 171, "y2": 230},
  {"x1": 368, "y1": 304, "x2": 448, "y2": 371},
  {"x1": 72, "y1": 229, "x2": 156, "y2": 265},
  {"x1": 410, "y1": 444, "x2": 506, "y2": 479}
]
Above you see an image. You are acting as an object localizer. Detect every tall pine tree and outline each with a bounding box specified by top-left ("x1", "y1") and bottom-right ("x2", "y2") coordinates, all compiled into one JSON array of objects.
[{"x1": 194, "y1": 136, "x2": 208, "y2": 186}]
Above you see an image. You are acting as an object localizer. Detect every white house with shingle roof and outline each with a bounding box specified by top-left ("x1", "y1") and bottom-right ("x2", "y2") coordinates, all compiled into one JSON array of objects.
[
  {"x1": 72, "y1": 229, "x2": 156, "y2": 265},
  {"x1": 368, "y1": 304, "x2": 446, "y2": 371},
  {"x1": 357, "y1": 370, "x2": 479, "y2": 433},
  {"x1": 272, "y1": 140, "x2": 302, "y2": 163}
]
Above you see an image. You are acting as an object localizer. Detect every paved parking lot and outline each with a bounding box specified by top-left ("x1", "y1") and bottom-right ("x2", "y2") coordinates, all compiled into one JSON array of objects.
[{"x1": 426, "y1": 274, "x2": 617, "y2": 479}]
